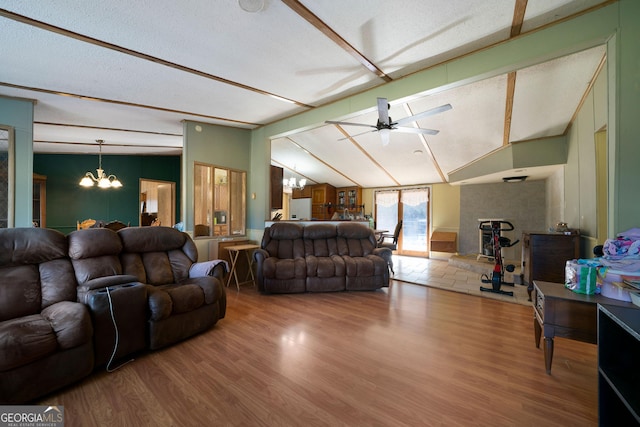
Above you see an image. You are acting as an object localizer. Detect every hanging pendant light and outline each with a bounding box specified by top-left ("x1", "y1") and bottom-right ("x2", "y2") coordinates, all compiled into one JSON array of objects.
[
  {"x1": 79, "y1": 140, "x2": 123, "y2": 188},
  {"x1": 282, "y1": 177, "x2": 306, "y2": 192}
]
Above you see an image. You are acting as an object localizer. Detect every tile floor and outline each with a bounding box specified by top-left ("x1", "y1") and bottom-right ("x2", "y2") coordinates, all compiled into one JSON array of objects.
[{"x1": 391, "y1": 254, "x2": 532, "y2": 306}]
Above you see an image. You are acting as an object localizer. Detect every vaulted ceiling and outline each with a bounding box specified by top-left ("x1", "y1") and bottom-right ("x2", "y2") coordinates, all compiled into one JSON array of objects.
[{"x1": 0, "y1": 0, "x2": 610, "y2": 187}]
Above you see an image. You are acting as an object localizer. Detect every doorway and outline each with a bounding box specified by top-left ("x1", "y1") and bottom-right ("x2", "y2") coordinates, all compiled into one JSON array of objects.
[
  {"x1": 140, "y1": 179, "x2": 175, "y2": 227},
  {"x1": 375, "y1": 187, "x2": 430, "y2": 256}
]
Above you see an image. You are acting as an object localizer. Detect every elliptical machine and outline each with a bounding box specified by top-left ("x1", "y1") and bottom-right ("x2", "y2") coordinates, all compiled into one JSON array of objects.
[{"x1": 479, "y1": 220, "x2": 519, "y2": 296}]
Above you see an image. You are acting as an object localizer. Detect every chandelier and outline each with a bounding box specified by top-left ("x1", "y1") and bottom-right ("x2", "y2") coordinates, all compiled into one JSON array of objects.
[
  {"x1": 282, "y1": 177, "x2": 306, "y2": 192},
  {"x1": 79, "y1": 140, "x2": 123, "y2": 188}
]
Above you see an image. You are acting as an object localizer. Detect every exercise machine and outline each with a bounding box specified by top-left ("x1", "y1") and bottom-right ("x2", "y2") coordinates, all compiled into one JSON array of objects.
[{"x1": 479, "y1": 220, "x2": 519, "y2": 296}]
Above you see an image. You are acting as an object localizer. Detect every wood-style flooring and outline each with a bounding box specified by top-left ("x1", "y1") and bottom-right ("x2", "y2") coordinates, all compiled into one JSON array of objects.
[{"x1": 38, "y1": 281, "x2": 597, "y2": 426}]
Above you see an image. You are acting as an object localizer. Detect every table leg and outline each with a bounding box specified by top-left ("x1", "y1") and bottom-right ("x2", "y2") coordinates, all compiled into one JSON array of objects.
[
  {"x1": 243, "y1": 249, "x2": 256, "y2": 286},
  {"x1": 543, "y1": 337, "x2": 554, "y2": 374},
  {"x1": 226, "y1": 250, "x2": 241, "y2": 291},
  {"x1": 534, "y1": 317, "x2": 542, "y2": 348}
]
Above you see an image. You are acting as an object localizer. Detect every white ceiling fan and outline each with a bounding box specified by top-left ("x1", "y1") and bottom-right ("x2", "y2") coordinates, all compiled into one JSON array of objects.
[{"x1": 326, "y1": 97, "x2": 452, "y2": 146}]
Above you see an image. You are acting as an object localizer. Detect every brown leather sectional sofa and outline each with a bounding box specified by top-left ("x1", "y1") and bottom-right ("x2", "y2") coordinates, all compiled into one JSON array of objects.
[
  {"x1": 254, "y1": 222, "x2": 391, "y2": 293},
  {"x1": 0, "y1": 226, "x2": 227, "y2": 404}
]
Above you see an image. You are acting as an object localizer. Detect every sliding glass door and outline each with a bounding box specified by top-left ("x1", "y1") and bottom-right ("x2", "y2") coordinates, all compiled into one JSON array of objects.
[{"x1": 375, "y1": 187, "x2": 430, "y2": 256}]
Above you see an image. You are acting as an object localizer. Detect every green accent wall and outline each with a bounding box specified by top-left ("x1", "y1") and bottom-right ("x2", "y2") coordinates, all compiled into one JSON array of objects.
[
  {"x1": 0, "y1": 96, "x2": 34, "y2": 227},
  {"x1": 33, "y1": 154, "x2": 181, "y2": 234}
]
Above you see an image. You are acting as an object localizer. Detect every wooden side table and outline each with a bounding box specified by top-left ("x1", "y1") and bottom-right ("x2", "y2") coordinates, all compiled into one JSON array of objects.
[
  {"x1": 532, "y1": 281, "x2": 633, "y2": 374},
  {"x1": 225, "y1": 244, "x2": 259, "y2": 291}
]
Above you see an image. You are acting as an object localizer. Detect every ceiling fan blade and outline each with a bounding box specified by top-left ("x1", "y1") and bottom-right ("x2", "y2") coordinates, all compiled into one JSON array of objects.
[
  {"x1": 337, "y1": 129, "x2": 376, "y2": 141},
  {"x1": 393, "y1": 103, "x2": 452, "y2": 127},
  {"x1": 325, "y1": 120, "x2": 377, "y2": 129},
  {"x1": 393, "y1": 127, "x2": 439, "y2": 136},
  {"x1": 377, "y1": 97, "x2": 390, "y2": 126}
]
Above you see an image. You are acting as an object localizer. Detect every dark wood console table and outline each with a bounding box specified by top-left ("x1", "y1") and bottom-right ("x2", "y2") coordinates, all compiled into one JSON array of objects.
[{"x1": 532, "y1": 281, "x2": 633, "y2": 374}]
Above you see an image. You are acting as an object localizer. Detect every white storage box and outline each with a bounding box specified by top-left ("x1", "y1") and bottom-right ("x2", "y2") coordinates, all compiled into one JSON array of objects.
[{"x1": 598, "y1": 269, "x2": 640, "y2": 302}]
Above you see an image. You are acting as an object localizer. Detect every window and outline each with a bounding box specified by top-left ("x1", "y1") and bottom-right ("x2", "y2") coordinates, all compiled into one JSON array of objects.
[{"x1": 194, "y1": 163, "x2": 246, "y2": 237}]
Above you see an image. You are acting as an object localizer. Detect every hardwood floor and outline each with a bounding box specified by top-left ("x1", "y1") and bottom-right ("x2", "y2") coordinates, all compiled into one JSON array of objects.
[{"x1": 39, "y1": 282, "x2": 597, "y2": 426}]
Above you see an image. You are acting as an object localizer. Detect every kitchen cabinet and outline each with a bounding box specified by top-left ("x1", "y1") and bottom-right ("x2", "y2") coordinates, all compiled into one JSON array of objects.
[
  {"x1": 336, "y1": 186, "x2": 363, "y2": 215},
  {"x1": 311, "y1": 184, "x2": 336, "y2": 220},
  {"x1": 270, "y1": 165, "x2": 283, "y2": 209},
  {"x1": 521, "y1": 232, "x2": 580, "y2": 300},
  {"x1": 292, "y1": 186, "x2": 312, "y2": 199}
]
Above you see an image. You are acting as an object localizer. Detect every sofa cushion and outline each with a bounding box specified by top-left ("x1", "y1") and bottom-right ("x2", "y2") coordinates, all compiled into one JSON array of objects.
[
  {"x1": 142, "y1": 252, "x2": 175, "y2": 285},
  {"x1": 164, "y1": 284, "x2": 204, "y2": 314},
  {"x1": 0, "y1": 265, "x2": 40, "y2": 322},
  {"x1": 179, "y1": 276, "x2": 222, "y2": 305},
  {"x1": 68, "y1": 229, "x2": 123, "y2": 285},
  {"x1": 0, "y1": 314, "x2": 57, "y2": 371},
  {"x1": 0, "y1": 228, "x2": 74, "y2": 320},
  {"x1": 262, "y1": 223, "x2": 305, "y2": 259},
  {"x1": 263, "y1": 257, "x2": 306, "y2": 280},
  {"x1": 0, "y1": 228, "x2": 67, "y2": 267},
  {"x1": 68, "y1": 228, "x2": 122, "y2": 259},
  {"x1": 304, "y1": 224, "x2": 339, "y2": 257},
  {"x1": 118, "y1": 227, "x2": 197, "y2": 262},
  {"x1": 40, "y1": 259, "x2": 78, "y2": 308},
  {"x1": 337, "y1": 223, "x2": 377, "y2": 257},
  {"x1": 147, "y1": 281, "x2": 214, "y2": 320}
]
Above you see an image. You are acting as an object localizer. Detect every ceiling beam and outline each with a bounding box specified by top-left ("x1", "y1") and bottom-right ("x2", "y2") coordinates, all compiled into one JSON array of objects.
[
  {"x1": 503, "y1": 0, "x2": 527, "y2": 145},
  {"x1": 0, "y1": 82, "x2": 259, "y2": 127},
  {"x1": 335, "y1": 125, "x2": 400, "y2": 186},
  {"x1": 35, "y1": 122, "x2": 182, "y2": 137},
  {"x1": 286, "y1": 135, "x2": 363, "y2": 187},
  {"x1": 503, "y1": 72, "x2": 516, "y2": 146},
  {"x1": 511, "y1": 0, "x2": 528, "y2": 37},
  {"x1": 282, "y1": 0, "x2": 391, "y2": 82},
  {"x1": 402, "y1": 104, "x2": 448, "y2": 183}
]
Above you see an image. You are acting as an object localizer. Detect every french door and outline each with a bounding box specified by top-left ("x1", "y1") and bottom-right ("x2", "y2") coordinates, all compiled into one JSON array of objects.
[{"x1": 375, "y1": 187, "x2": 430, "y2": 256}]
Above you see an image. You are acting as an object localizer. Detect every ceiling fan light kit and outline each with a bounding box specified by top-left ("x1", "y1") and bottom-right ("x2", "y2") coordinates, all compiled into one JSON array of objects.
[
  {"x1": 502, "y1": 176, "x2": 528, "y2": 183},
  {"x1": 238, "y1": 0, "x2": 264, "y2": 13},
  {"x1": 326, "y1": 97, "x2": 452, "y2": 146}
]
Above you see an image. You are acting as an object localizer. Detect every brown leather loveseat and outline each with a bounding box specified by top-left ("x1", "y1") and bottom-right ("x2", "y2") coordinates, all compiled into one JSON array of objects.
[
  {"x1": 254, "y1": 222, "x2": 391, "y2": 293},
  {"x1": 68, "y1": 226, "x2": 227, "y2": 354}
]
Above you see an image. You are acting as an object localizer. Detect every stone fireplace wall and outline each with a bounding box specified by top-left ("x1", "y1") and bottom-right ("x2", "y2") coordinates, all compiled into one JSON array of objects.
[{"x1": 459, "y1": 180, "x2": 547, "y2": 261}]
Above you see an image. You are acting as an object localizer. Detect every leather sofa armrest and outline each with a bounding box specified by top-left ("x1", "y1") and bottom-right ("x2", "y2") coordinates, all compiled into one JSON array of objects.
[
  {"x1": 253, "y1": 248, "x2": 269, "y2": 263},
  {"x1": 41, "y1": 301, "x2": 93, "y2": 350},
  {"x1": 373, "y1": 247, "x2": 393, "y2": 264},
  {"x1": 189, "y1": 260, "x2": 228, "y2": 279},
  {"x1": 82, "y1": 275, "x2": 140, "y2": 291},
  {"x1": 77, "y1": 275, "x2": 139, "y2": 304}
]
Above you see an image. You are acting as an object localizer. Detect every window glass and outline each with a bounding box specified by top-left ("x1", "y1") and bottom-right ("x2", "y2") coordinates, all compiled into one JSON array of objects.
[
  {"x1": 194, "y1": 163, "x2": 245, "y2": 237},
  {"x1": 0, "y1": 127, "x2": 13, "y2": 228}
]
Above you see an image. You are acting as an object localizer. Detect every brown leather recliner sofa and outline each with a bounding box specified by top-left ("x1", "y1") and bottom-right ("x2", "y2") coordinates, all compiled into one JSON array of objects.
[
  {"x1": 254, "y1": 222, "x2": 391, "y2": 293},
  {"x1": 0, "y1": 228, "x2": 94, "y2": 404},
  {"x1": 0, "y1": 226, "x2": 227, "y2": 403}
]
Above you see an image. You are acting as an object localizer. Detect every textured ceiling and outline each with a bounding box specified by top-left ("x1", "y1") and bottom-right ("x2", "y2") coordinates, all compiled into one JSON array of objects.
[{"x1": 0, "y1": 0, "x2": 609, "y2": 186}]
